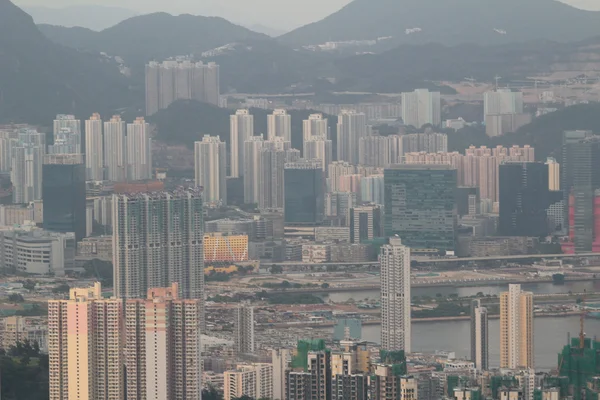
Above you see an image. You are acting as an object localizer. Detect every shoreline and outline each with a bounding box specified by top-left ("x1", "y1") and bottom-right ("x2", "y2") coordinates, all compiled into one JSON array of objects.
[
  {"x1": 272, "y1": 276, "x2": 600, "y2": 295},
  {"x1": 258, "y1": 311, "x2": 584, "y2": 329}
]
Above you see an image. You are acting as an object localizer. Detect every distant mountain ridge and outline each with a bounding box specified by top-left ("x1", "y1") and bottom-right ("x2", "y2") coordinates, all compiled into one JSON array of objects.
[
  {"x1": 38, "y1": 12, "x2": 271, "y2": 68},
  {"x1": 23, "y1": 5, "x2": 138, "y2": 31},
  {"x1": 280, "y1": 0, "x2": 600, "y2": 47},
  {"x1": 0, "y1": 0, "x2": 134, "y2": 124}
]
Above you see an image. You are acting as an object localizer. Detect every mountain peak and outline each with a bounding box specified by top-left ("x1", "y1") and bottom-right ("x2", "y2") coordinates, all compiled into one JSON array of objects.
[{"x1": 280, "y1": 0, "x2": 600, "y2": 46}]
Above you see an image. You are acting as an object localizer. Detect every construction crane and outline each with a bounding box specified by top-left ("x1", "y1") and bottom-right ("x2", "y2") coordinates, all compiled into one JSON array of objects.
[
  {"x1": 580, "y1": 289, "x2": 588, "y2": 349},
  {"x1": 557, "y1": 290, "x2": 589, "y2": 373}
]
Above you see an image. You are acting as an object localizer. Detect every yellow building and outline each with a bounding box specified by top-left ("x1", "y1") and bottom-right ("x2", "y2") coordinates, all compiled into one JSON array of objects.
[
  {"x1": 204, "y1": 234, "x2": 249, "y2": 262},
  {"x1": 48, "y1": 282, "x2": 123, "y2": 400},
  {"x1": 546, "y1": 157, "x2": 560, "y2": 191},
  {"x1": 500, "y1": 284, "x2": 534, "y2": 369}
]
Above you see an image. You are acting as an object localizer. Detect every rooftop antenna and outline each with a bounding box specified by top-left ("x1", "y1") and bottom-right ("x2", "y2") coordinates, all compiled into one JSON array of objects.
[{"x1": 494, "y1": 75, "x2": 502, "y2": 90}]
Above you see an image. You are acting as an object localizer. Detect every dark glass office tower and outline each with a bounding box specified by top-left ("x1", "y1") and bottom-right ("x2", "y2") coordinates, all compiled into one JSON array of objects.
[
  {"x1": 561, "y1": 131, "x2": 600, "y2": 252},
  {"x1": 284, "y1": 160, "x2": 325, "y2": 225},
  {"x1": 384, "y1": 164, "x2": 457, "y2": 252},
  {"x1": 42, "y1": 154, "x2": 86, "y2": 241},
  {"x1": 498, "y1": 162, "x2": 552, "y2": 237}
]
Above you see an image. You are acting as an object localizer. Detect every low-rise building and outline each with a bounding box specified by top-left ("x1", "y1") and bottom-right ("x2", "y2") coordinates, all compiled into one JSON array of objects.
[
  {"x1": 314, "y1": 227, "x2": 350, "y2": 243},
  {"x1": 0, "y1": 222, "x2": 75, "y2": 276},
  {"x1": 204, "y1": 233, "x2": 249, "y2": 262},
  {"x1": 330, "y1": 243, "x2": 372, "y2": 263},
  {"x1": 0, "y1": 204, "x2": 35, "y2": 226},
  {"x1": 302, "y1": 244, "x2": 331, "y2": 263},
  {"x1": 224, "y1": 363, "x2": 274, "y2": 400},
  {"x1": 77, "y1": 235, "x2": 112, "y2": 262},
  {"x1": 0, "y1": 316, "x2": 48, "y2": 353}
]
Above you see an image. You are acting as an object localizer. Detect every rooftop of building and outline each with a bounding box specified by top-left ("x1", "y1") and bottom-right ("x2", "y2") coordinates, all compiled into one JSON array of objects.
[
  {"x1": 113, "y1": 186, "x2": 202, "y2": 200},
  {"x1": 385, "y1": 164, "x2": 455, "y2": 170}
]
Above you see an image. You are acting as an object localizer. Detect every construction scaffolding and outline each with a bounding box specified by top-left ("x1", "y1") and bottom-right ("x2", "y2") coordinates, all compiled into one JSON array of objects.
[
  {"x1": 558, "y1": 337, "x2": 600, "y2": 400},
  {"x1": 543, "y1": 376, "x2": 570, "y2": 398},
  {"x1": 379, "y1": 350, "x2": 407, "y2": 376},
  {"x1": 490, "y1": 376, "x2": 519, "y2": 400},
  {"x1": 292, "y1": 339, "x2": 327, "y2": 371}
]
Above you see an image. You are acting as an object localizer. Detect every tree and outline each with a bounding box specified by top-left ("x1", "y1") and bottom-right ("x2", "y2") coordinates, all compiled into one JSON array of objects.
[
  {"x1": 280, "y1": 280, "x2": 291, "y2": 289},
  {"x1": 202, "y1": 386, "x2": 223, "y2": 400},
  {"x1": 234, "y1": 396, "x2": 255, "y2": 400},
  {"x1": 8, "y1": 293, "x2": 24, "y2": 303},
  {"x1": 15, "y1": 304, "x2": 47, "y2": 317},
  {"x1": 22, "y1": 280, "x2": 36, "y2": 291},
  {"x1": 82, "y1": 259, "x2": 113, "y2": 287},
  {"x1": 52, "y1": 284, "x2": 70, "y2": 294},
  {"x1": 269, "y1": 265, "x2": 283, "y2": 274},
  {"x1": 552, "y1": 273, "x2": 565, "y2": 285},
  {"x1": 0, "y1": 348, "x2": 49, "y2": 399}
]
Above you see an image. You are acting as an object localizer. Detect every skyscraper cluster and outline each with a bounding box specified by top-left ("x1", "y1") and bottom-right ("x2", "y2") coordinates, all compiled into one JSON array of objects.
[
  {"x1": 50, "y1": 114, "x2": 81, "y2": 155},
  {"x1": 145, "y1": 60, "x2": 220, "y2": 115},
  {"x1": 226, "y1": 108, "x2": 452, "y2": 226},
  {"x1": 83, "y1": 114, "x2": 152, "y2": 182},
  {"x1": 401, "y1": 132, "x2": 447, "y2": 154},
  {"x1": 10, "y1": 129, "x2": 46, "y2": 203},
  {"x1": 49, "y1": 282, "x2": 203, "y2": 400},
  {"x1": 284, "y1": 339, "x2": 374, "y2": 400},
  {"x1": 260, "y1": 138, "x2": 299, "y2": 210},
  {"x1": 404, "y1": 145, "x2": 535, "y2": 203}
]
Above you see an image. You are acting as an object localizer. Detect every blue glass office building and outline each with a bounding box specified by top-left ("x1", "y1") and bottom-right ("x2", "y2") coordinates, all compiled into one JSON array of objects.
[{"x1": 384, "y1": 164, "x2": 457, "y2": 251}]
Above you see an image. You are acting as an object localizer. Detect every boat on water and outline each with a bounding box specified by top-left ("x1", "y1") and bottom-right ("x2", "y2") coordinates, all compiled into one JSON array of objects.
[{"x1": 585, "y1": 303, "x2": 600, "y2": 319}]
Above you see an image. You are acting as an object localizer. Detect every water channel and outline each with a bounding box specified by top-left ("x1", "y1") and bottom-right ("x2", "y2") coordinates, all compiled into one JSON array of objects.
[{"x1": 321, "y1": 281, "x2": 600, "y2": 370}]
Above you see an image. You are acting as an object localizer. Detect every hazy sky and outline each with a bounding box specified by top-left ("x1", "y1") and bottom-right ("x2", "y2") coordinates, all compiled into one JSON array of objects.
[
  {"x1": 13, "y1": 0, "x2": 600, "y2": 29},
  {"x1": 15, "y1": 0, "x2": 351, "y2": 29}
]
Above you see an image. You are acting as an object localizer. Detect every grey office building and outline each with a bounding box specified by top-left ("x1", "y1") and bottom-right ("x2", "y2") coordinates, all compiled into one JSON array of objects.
[
  {"x1": 284, "y1": 160, "x2": 325, "y2": 225},
  {"x1": 470, "y1": 299, "x2": 489, "y2": 371},
  {"x1": 384, "y1": 164, "x2": 457, "y2": 251}
]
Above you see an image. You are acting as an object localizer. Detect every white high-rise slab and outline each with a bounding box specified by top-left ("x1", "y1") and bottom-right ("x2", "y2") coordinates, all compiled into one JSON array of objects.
[
  {"x1": 85, "y1": 113, "x2": 104, "y2": 181},
  {"x1": 195, "y1": 135, "x2": 227, "y2": 204},
  {"x1": 401, "y1": 89, "x2": 441, "y2": 128},
  {"x1": 230, "y1": 109, "x2": 254, "y2": 178},
  {"x1": 380, "y1": 237, "x2": 411, "y2": 352},
  {"x1": 267, "y1": 109, "x2": 292, "y2": 142}
]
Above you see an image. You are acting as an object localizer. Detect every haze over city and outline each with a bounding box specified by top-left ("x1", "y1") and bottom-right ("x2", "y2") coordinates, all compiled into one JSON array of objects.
[
  {"x1": 3, "y1": 0, "x2": 600, "y2": 398},
  {"x1": 14, "y1": 0, "x2": 600, "y2": 30}
]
